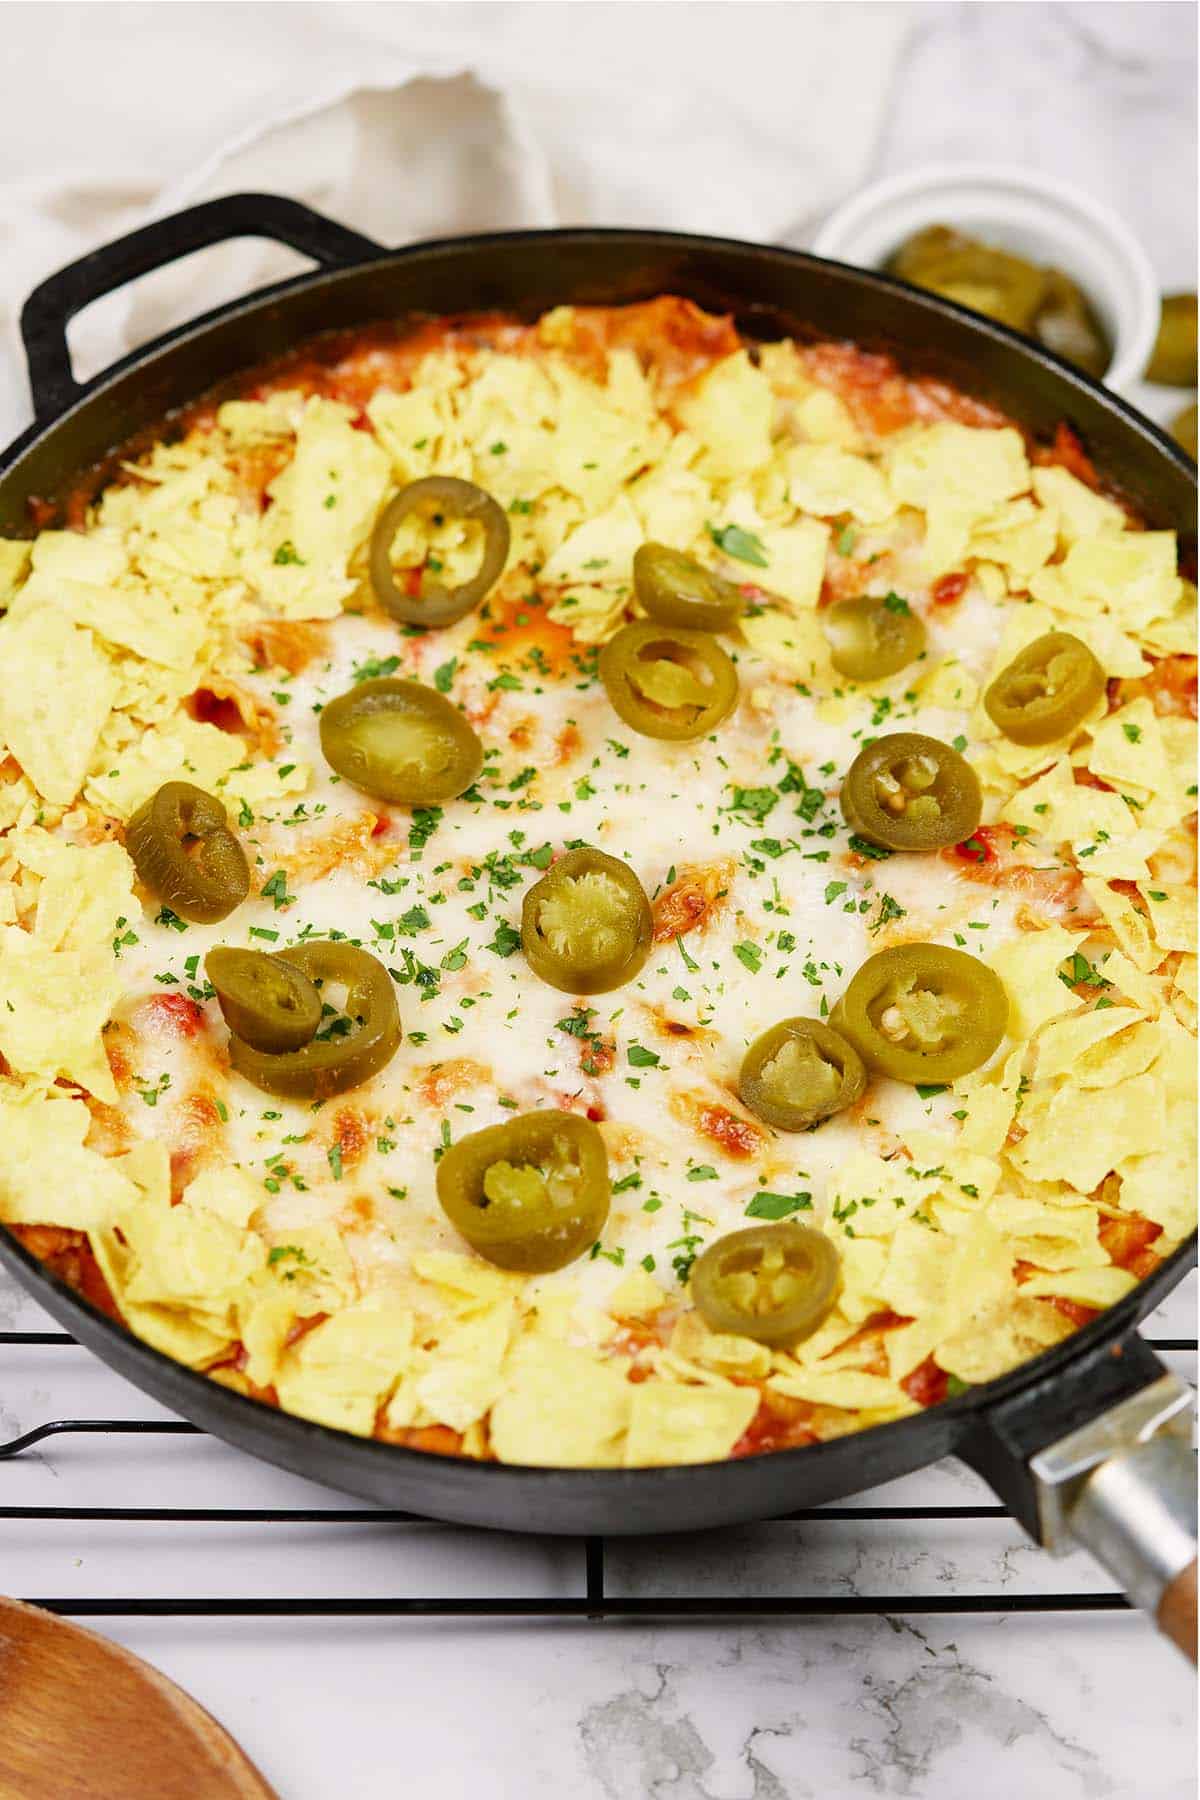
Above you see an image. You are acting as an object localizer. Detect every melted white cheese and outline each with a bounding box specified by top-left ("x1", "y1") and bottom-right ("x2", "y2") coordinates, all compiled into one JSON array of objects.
[{"x1": 115, "y1": 596, "x2": 1023, "y2": 1321}]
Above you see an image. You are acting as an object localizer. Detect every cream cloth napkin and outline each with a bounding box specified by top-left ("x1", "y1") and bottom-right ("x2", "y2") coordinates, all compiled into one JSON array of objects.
[{"x1": 0, "y1": 1, "x2": 912, "y2": 438}]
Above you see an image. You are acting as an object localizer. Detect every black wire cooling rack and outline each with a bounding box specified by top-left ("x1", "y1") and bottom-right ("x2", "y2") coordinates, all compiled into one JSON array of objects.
[{"x1": 3, "y1": 1328, "x2": 1194, "y2": 1622}]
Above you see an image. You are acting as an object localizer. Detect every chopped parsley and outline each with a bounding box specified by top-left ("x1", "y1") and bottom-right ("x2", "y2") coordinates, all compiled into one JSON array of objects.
[
  {"x1": 848, "y1": 834, "x2": 892, "y2": 861},
  {"x1": 353, "y1": 654, "x2": 402, "y2": 684},
  {"x1": 486, "y1": 921, "x2": 522, "y2": 958},
  {"x1": 869, "y1": 893, "x2": 906, "y2": 935},
  {"x1": 745, "y1": 1190, "x2": 812, "y2": 1220},
  {"x1": 1059, "y1": 950, "x2": 1111, "y2": 991},
  {"x1": 725, "y1": 785, "x2": 778, "y2": 824},
  {"x1": 260, "y1": 869, "x2": 295, "y2": 911},
  {"x1": 408, "y1": 807, "x2": 443, "y2": 854},
  {"x1": 707, "y1": 521, "x2": 768, "y2": 567}
]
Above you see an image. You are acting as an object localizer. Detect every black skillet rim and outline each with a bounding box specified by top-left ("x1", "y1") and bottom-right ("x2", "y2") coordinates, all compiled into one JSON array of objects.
[{"x1": 0, "y1": 216, "x2": 1194, "y2": 1490}]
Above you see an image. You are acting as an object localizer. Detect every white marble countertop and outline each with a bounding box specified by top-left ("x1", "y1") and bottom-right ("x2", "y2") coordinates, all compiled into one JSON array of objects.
[{"x1": 0, "y1": 5, "x2": 1196, "y2": 1797}]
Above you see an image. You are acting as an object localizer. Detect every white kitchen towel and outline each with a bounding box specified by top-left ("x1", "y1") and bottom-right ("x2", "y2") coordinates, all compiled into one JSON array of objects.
[{"x1": 0, "y1": 1, "x2": 913, "y2": 436}]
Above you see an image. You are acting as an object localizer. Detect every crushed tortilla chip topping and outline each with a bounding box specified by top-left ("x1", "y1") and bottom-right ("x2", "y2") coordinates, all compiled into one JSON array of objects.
[{"x1": 0, "y1": 297, "x2": 1192, "y2": 1470}]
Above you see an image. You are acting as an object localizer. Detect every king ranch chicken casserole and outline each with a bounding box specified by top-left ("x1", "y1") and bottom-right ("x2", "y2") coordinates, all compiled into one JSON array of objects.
[{"x1": 0, "y1": 299, "x2": 1194, "y2": 1468}]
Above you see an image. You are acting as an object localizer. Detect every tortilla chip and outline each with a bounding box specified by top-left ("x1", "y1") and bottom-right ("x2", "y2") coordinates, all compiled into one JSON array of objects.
[
  {"x1": 121, "y1": 1204, "x2": 265, "y2": 1310},
  {"x1": 934, "y1": 1295, "x2": 1075, "y2": 1383},
  {"x1": 1137, "y1": 884, "x2": 1196, "y2": 955},
  {"x1": 0, "y1": 537, "x2": 32, "y2": 603},
  {"x1": 0, "y1": 1087, "x2": 137, "y2": 1229},
  {"x1": 768, "y1": 1366, "x2": 912, "y2": 1412},
  {"x1": 0, "y1": 604, "x2": 117, "y2": 804},
  {"x1": 624, "y1": 1380, "x2": 758, "y2": 1466},
  {"x1": 754, "y1": 517, "x2": 830, "y2": 609},
  {"x1": 1116, "y1": 1152, "x2": 1196, "y2": 1241},
  {"x1": 1020, "y1": 1266, "x2": 1138, "y2": 1307},
  {"x1": 665, "y1": 1310, "x2": 772, "y2": 1382},
  {"x1": 411, "y1": 1251, "x2": 522, "y2": 1316},
  {"x1": 489, "y1": 1336, "x2": 631, "y2": 1467},
  {"x1": 1034, "y1": 1007, "x2": 1149, "y2": 1083},
  {"x1": 952, "y1": 1047, "x2": 1027, "y2": 1156},
  {"x1": 1054, "y1": 533, "x2": 1181, "y2": 636},
  {"x1": 413, "y1": 1300, "x2": 515, "y2": 1432},
  {"x1": 1083, "y1": 879, "x2": 1162, "y2": 973},
  {"x1": 1031, "y1": 466, "x2": 1126, "y2": 546},
  {"x1": 738, "y1": 607, "x2": 832, "y2": 683},
  {"x1": 183, "y1": 1166, "x2": 264, "y2": 1229},
  {"x1": 985, "y1": 924, "x2": 1086, "y2": 1040},
  {"x1": 1009, "y1": 1070, "x2": 1166, "y2": 1190},
  {"x1": 0, "y1": 927, "x2": 122, "y2": 1101},
  {"x1": 85, "y1": 715, "x2": 246, "y2": 820},
  {"x1": 674, "y1": 351, "x2": 773, "y2": 478},
  {"x1": 784, "y1": 443, "x2": 894, "y2": 524},
  {"x1": 542, "y1": 493, "x2": 642, "y2": 587},
  {"x1": 608, "y1": 1266, "x2": 669, "y2": 1320}
]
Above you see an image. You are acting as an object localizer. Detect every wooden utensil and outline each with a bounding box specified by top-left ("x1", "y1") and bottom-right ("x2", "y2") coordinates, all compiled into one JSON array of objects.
[{"x1": 0, "y1": 1599, "x2": 278, "y2": 1799}]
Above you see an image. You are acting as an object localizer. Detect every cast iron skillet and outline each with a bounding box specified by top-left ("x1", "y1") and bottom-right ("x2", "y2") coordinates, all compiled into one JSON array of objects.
[{"x1": 0, "y1": 196, "x2": 1195, "y2": 1641}]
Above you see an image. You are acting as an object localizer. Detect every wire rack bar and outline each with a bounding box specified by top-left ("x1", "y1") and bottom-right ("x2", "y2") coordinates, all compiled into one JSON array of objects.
[
  {"x1": 26, "y1": 1593, "x2": 1130, "y2": 1620},
  {"x1": 4, "y1": 1325, "x2": 1191, "y2": 1625},
  {"x1": 0, "y1": 1419, "x2": 200, "y2": 1458},
  {"x1": 0, "y1": 1503, "x2": 1011, "y2": 1523},
  {"x1": 0, "y1": 1332, "x2": 77, "y2": 1345}
]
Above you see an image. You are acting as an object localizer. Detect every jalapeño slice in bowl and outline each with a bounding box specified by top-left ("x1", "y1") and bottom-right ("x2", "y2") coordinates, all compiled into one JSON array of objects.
[
  {"x1": 822, "y1": 593, "x2": 926, "y2": 682},
  {"x1": 318, "y1": 677, "x2": 483, "y2": 805},
  {"x1": 205, "y1": 947, "x2": 323, "y2": 1053},
  {"x1": 739, "y1": 1018, "x2": 866, "y2": 1133},
  {"x1": 227, "y1": 940, "x2": 401, "y2": 1100},
  {"x1": 521, "y1": 846, "x2": 652, "y2": 995},
  {"x1": 599, "y1": 621, "x2": 738, "y2": 740},
  {"x1": 983, "y1": 630, "x2": 1105, "y2": 745},
  {"x1": 840, "y1": 731, "x2": 982, "y2": 852},
  {"x1": 886, "y1": 225, "x2": 1047, "y2": 332},
  {"x1": 692, "y1": 1222, "x2": 841, "y2": 1347},
  {"x1": 436, "y1": 1110, "x2": 610, "y2": 1273},
  {"x1": 633, "y1": 542, "x2": 744, "y2": 632},
  {"x1": 1145, "y1": 292, "x2": 1197, "y2": 388},
  {"x1": 831, "y1": 943, "x2": 1007, "y2": 1085},
  {"x1": 370, "y1": 475, "x2": 510, "y2": 627},
  {"x1": 126, "y1": 780, "x2": 250, "y2": 924}
]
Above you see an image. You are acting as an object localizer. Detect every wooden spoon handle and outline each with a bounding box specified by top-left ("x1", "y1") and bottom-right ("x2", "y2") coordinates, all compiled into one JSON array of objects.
[{"x1": 1158, "y1": 1558, "x2": 1198, "y2": 1664}]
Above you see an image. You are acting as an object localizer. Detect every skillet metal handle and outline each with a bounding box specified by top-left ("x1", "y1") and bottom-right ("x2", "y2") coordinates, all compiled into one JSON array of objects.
[
  {"x1": 963, "y1": 1327, "x2": 1197, "y2": 1656},
  {"x1": 19, "y1": 192, "x2": 384, "y2": 422},
  {"x1": 1031, "y1": 1373, "x2": 1197, "y2": 1661}
]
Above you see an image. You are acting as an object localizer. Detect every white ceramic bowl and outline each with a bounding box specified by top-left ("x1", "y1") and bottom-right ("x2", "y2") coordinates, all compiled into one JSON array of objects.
[{"x1": 811, "y1": 162, "x2": 1160, "y2": 395}]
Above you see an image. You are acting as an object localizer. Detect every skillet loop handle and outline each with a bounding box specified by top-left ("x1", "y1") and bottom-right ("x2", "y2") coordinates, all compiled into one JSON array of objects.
[{"x1": 19, "y1": 192, "x2": 383, "y2": 422}]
